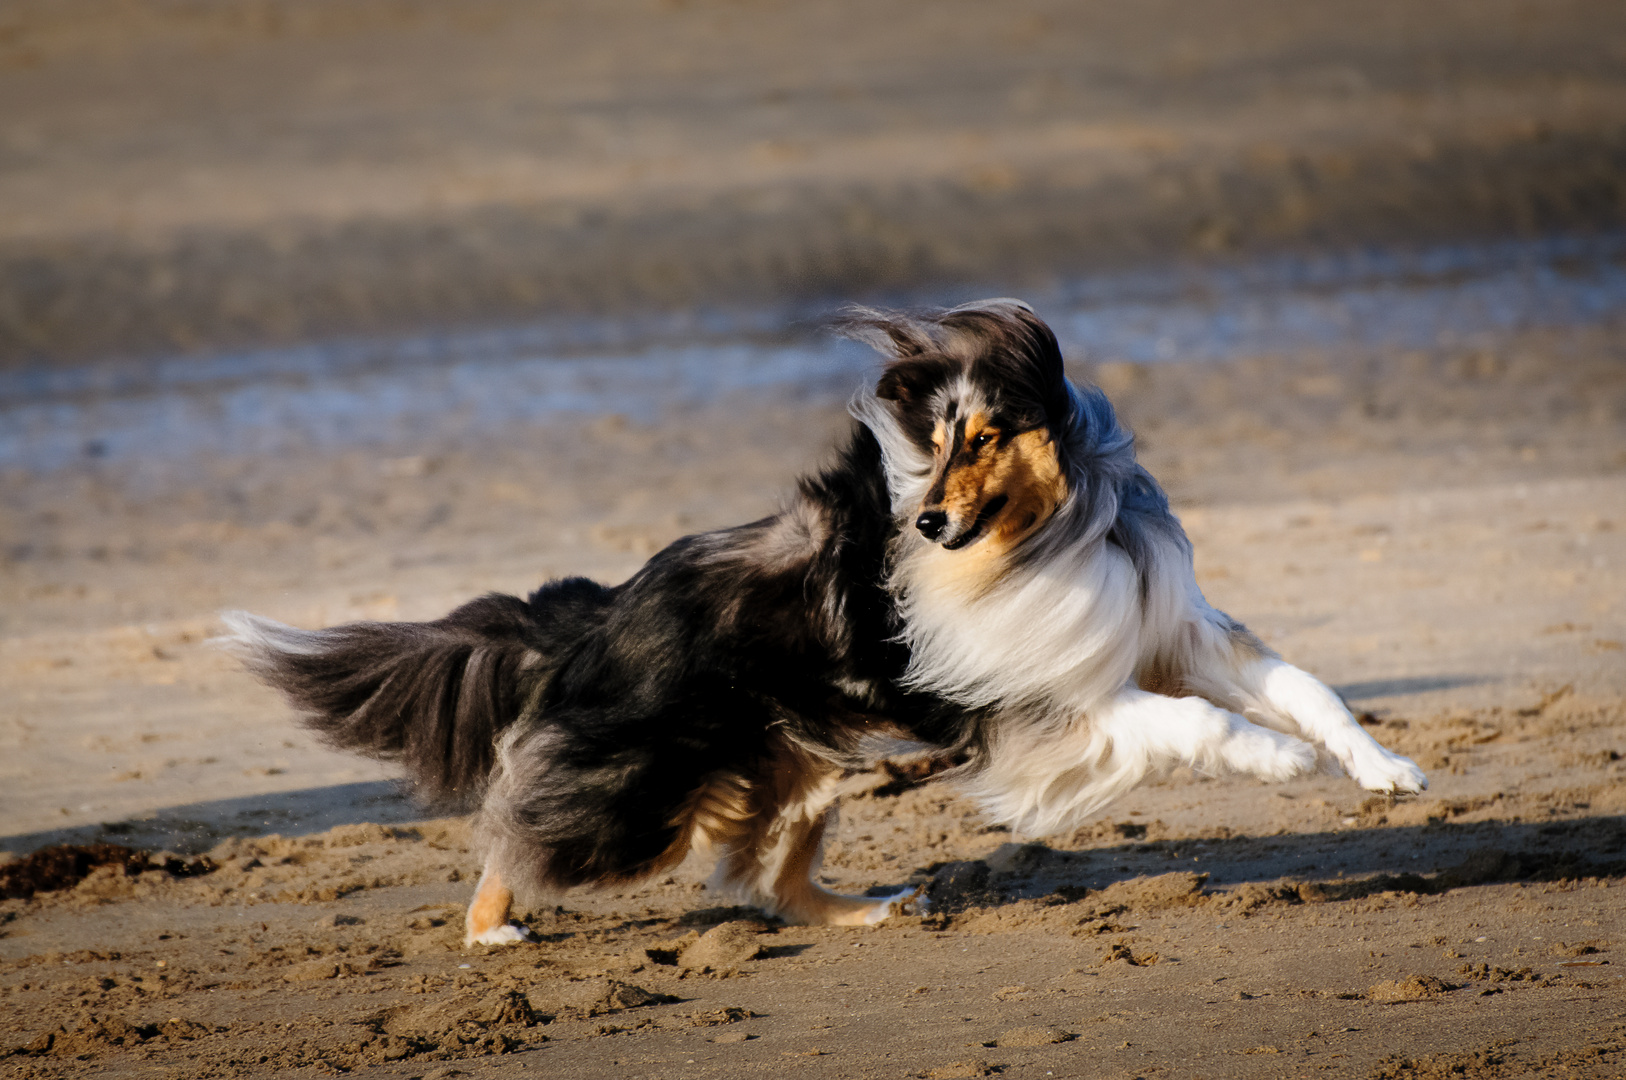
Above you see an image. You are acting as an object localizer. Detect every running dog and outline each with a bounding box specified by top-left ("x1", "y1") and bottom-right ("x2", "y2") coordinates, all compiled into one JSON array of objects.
[{"x1": 226, "y1": 299, "x2": 1425, "y2": 945}]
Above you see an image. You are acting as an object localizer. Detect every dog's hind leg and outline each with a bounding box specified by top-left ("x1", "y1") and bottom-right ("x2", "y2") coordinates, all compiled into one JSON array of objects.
[
  {"x1": 696, "y1": 754, "x2": 922, "y2": 926},
  {"x1": 463, "y1": 860, "x2": 536, "y2": 947}
]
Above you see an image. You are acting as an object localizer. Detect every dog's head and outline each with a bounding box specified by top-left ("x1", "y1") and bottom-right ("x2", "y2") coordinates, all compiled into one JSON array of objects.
[{"x1": 844, "y1": 299, "x2": 1073, "y2": 552}]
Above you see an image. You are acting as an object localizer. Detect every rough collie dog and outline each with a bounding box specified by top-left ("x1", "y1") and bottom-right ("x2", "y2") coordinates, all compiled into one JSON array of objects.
[{"x1": 227, "y1": 299, "x2": 1425, "y2": 946}]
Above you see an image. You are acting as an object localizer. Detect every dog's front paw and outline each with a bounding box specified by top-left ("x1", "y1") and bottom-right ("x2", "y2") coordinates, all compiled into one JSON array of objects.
[
  {"x1": 1346, "y1": 747, "x2": 1428, "y2": 795},
  {"x1": 863, "y1": 885, "x2": 928, "y2": 925},
  {"x1": 464, "y1": 921, "x2": 536, "y2": 947}
]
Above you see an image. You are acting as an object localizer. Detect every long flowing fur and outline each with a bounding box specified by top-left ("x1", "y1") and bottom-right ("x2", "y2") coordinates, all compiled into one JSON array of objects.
[
  {"x1": 223, "y1": 580, "x2": 609, "y2": 810},
  {"x1": 854, "y1": 378, "x2": 1183, "y2": 715}
]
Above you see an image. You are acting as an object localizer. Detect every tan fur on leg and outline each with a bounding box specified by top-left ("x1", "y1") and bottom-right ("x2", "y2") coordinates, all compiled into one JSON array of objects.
[{"x1": 689, "y1": 744, "x2": 921, "y2": 925}]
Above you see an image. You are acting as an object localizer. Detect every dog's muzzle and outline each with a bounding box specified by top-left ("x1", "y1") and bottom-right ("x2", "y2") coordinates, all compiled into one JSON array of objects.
[{"x1": 915, "y1": 495, "x2": 1008, "y2": 549}]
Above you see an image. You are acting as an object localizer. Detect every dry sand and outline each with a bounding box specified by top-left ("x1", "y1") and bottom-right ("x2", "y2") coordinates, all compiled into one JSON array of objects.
[{"x1": 3, "y1": 323, "x2": 1625, "y2": 1078}]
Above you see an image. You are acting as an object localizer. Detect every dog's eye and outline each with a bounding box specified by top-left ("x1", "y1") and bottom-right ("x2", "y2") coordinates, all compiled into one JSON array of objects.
[{"x1": 971, "y1": 432, "x2": 995, "y2": 450}]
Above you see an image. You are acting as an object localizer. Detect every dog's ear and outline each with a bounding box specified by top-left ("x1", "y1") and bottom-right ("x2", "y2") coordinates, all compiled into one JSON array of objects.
[
  {"x1": 832, "y1": 307, "x2": 943, "y2": 403},
  {"x1": 875, "y1": 359, "x2": 933, "y2": 403},
  {"x1": 830, "y1": 307, "x2": 936, "y2": 360}
]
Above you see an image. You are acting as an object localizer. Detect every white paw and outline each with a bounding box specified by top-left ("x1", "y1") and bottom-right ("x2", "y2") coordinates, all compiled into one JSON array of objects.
[
  {"x1": 464, "y1": 921, "x2": 536, "y2": 947},
  {"x1": 862, "y1": 885, "x2": 928, "y2": 925},
  {"x1": 1222, "y1": 723, "x2": 1318, "y2": 782},
  {"x1": 1344, "y1": 746, "x2": 1428, "y2": 794}
]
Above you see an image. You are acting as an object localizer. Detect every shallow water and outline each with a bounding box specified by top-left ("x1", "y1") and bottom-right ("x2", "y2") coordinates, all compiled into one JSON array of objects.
[{"x1": 3, "y1": 233, "x2": 1623, "y2": 474}]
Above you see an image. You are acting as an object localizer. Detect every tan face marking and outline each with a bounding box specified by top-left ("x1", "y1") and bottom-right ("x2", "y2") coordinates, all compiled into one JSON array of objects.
[
  {"x1": 920, "y1": 411, "x2": 1065, "y2": 553},
  {"x1": 988, "y1": 429, "x2": 1066, "y2": 546}
]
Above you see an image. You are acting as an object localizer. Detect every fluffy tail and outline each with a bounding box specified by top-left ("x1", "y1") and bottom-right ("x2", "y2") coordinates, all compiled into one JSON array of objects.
[{"x1": 222, "y1": 580, "x2": 609, "y2": 811}]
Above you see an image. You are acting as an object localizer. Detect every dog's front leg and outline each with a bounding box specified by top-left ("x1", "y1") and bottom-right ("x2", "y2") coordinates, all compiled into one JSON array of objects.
[
  {"x1": 463, "y1": 859, "x2": 537, "y2": 947},
  {"x1": 1240, "y1": 658, "x2": 1427, "y2": 794},
  {"x1": 970, "y1": 687, "x2": 1319, "y2": 836},
  {"x1": 1099, "y1": 687, "x2": 1321, "y2": 783}
]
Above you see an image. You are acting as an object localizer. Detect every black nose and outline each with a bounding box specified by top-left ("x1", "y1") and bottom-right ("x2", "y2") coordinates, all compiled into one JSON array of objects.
[{"x1": 915, "y1": 510, "x2": 948, "y2": 540}]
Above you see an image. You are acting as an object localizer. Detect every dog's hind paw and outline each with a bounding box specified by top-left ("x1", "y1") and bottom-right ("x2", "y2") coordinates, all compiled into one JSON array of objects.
[
  {"x1": 1346, "y1": 748, "x2": 1428, "y2": 795},
  {"x1": 864, "y1": 885, "x2": 928, "y2": 925},
  {"x1": 464, "y1": 921, "x2": 536, "y2": 947}
]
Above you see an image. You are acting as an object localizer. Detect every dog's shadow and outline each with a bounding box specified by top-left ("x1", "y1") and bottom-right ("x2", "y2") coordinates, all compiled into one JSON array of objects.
[
  {"x1": 0, "y1": 780, "x2": 418, "y2": 857},
  {"x1": 899, "y1": 814, "x2": 1626, "y2": 916}
]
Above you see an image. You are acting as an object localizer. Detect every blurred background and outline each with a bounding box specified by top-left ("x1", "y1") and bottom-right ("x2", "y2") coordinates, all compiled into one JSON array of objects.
[
  {"x1": 4, "y1": 0, "x2": 1626, "y2": 458},
  {"x1": 3, "y1": 0, "x2": 1625, "y2": 364},
  {"x1": 2, "y1": 0, "x2": 1624, "y2": 846}
]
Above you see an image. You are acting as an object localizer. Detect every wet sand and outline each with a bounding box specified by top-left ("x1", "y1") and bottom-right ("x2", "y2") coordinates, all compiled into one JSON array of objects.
[{"x1": 4, "y1": 319, "x2": 1624, "y2": 1077}]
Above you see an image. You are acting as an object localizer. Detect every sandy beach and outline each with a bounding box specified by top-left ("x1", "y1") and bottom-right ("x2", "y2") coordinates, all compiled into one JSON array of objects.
[{"x1": 3, "y1": 2, "x2": 1626, "y2": 1077}]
